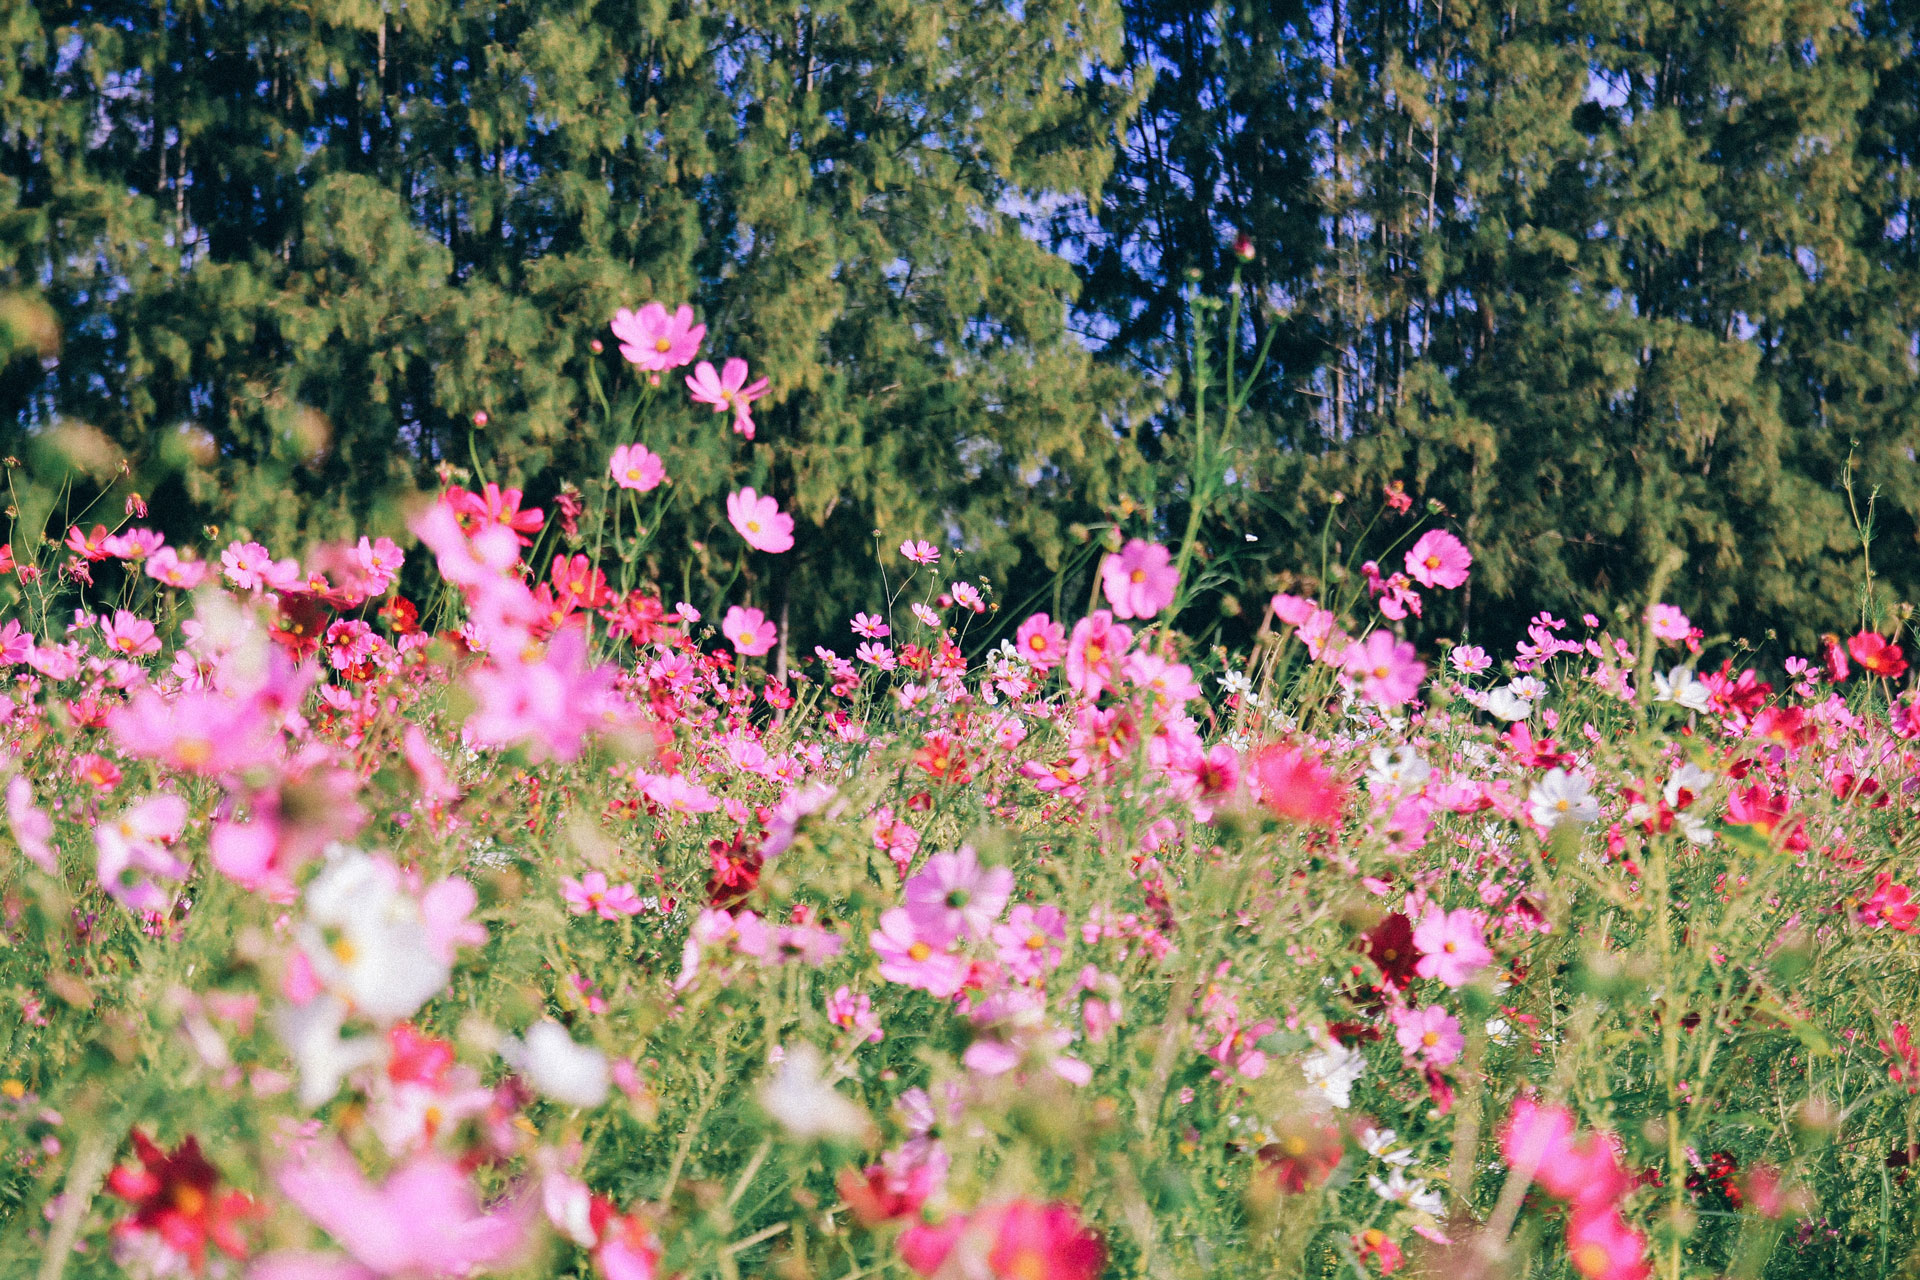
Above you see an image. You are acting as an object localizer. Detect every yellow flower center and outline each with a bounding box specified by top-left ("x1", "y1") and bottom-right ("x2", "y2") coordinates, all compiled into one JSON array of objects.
[
  {"x1": 908, "y1": 941, "x2": 932, "y2": 962},
  {"x1": 654, "y1": 337, "x2": 672, "y2": 352}
]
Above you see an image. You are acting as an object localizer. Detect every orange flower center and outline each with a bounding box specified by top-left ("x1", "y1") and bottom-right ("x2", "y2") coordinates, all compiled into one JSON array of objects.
[{"x1": 907, "y1": 942, "x2": 932, "y2": 962}]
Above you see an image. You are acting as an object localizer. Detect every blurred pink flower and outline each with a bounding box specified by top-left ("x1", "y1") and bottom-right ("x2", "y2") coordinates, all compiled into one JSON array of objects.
[
  {"x1": 1100, "y1": 539, "x2": 1178, "y2": 619},
  {"x1": 904, "y1": 846, "x2": 1012, "y2": 943},
  {"x1": 870, "y1": 908, "x2": 970, "y2": 998},
  {"x1": 257, "y1": 1141, "x2": 530, "y2": 1279},
  {"x1": 726, "y1": 488, "x2": 794, "y2": 553},
  {"x1": 685, "y1": 358, "x2": 770, "y2": 438},
  {"x1": 611, "y1": 302, "x2": 705, "y2": 371},
  {"x1": 1646, "y1": 603, "x2": 1690, "y2": 641},
  {"x1": 608, "y1": 444, "x2": 666, "y2": 492},
  {"x1": 1065, "y1": 611, "x2": 1132, "y2": 698},
  {"x1": 563, "y1": 871, "x2": 645, "y2": 920},
  {"x1": 1343, "y1": 630, "x2": 1426, "y2": 707}
]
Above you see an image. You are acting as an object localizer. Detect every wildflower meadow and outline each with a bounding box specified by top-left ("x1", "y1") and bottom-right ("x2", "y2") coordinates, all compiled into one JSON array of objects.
[{"x1": 3, "y1": 298, "x2": 1919, "y2": 1280}]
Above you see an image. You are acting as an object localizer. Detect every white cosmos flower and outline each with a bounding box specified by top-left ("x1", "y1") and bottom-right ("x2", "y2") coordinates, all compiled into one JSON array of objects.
[
  {"x1": 1528, "y1": 768, "x2": 1600, "y2": 829},
  {"x1": 1365, "y1": 746, "x2": 1432, "y2": 795},
  {"x1": 1486, "y1": 685, "x2": 1534, "y2": 721},
  {"x1": 1359, "y1": 1126, "x2": 1415, "y2": 1167},
  {"x1": 275, "y1": 995, "x2": 386, "y2": 1108},
  {"x1": 1299, "y1": 1037, "x2": 1364, "y2": 1109},
  {"x1": 298, "y1": 851, "x2": 450, "y2": 1024},
  {"x1": 758, "y1": 1043, "x2": 874, "y2": 1143},
  {"x1": 1368, "y1": 1169, "x2": 1446, "y2": 1216},
  {"x1": 499, "y1": 1020, "x2": 610, "y2": 1109},
  {"x1": 1653, "y1": 666, "x2": 1713, "y2": 712}
]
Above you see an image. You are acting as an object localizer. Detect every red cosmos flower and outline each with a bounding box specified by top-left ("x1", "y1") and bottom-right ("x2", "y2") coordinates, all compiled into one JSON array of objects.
[
  {"x1": 378, "y1": 595, "x2": 422, "y2": 635},
  {"x1": 604, "y1": 590, "x2": 668, "y2": 644},
  {"x1": 1258, "y1": 1118, "x2": 1345, "y2": 1193},
  {"x1": 1860, "y1": 874, "x2": 1920, "y2": 932},
  {"x1": 1882, "y1": 1024, "x2": 1920, "y2": 1092},
  {"x1": 106, "y1": 1130, "x2": 255, "y2": 1272},
  {"x1": 1249, "y1": 742, "x2": 1347, "y2": 827},
  {"x1": 1352, "y1": 1226, "x2": 1405, "y2": 1273},
  {"x1": 706, "y1": 832, "x2": 764, "y2": 909},
  {"x1": 914, "y1": 733, "x2": 971, "y2": 784},
  {"x1": 1702, "y1": 662, "x2": 1772, "y2": 715},
  {"x1": 1361, "y1": 912, "x2": 1418, "y2": 990},
  {"x1": 1752, "y1": 705, "x2": 1814, "y2": 749},
  {"x1": 551, "y1": 553, "x2": 612, "y2": 609},
  {"x1": 986, "y1": 1200, "x2": 1106, "y2": 1280},
  {"x1": 1849, "y1": 631, "x2": 1909, "y2": 679},
  {"x1": 837, "y1": 1162, "x2": 936, "y2": 1227}
]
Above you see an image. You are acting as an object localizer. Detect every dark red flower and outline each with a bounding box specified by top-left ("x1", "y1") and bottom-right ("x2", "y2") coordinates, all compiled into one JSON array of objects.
[{"x1": 106, "y1": 1131, "x2": 255, "y2": 1272}]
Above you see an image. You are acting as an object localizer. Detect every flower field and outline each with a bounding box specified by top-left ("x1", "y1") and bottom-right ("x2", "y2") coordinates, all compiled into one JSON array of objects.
[{"x1": 3, "y1": 307, "x2": 1919, "y2": 1280}]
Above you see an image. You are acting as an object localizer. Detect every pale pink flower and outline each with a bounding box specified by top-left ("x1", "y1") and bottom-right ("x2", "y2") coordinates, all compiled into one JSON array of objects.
[
  {"x1": 900, "y1": 540, "x2": 940, "y2": 565},
  {"x1": 851, "y1": 613, "x2": 890, "y2": 639},
  {"x1": 610, "y1": 302, "x2": 705, "y2": 371},
  {"x1": 722, "y1": 606, "x2": 777, "y2": 657},
  {"x1": 1450, "y1": 644, "x2": 1491, "y2": 675},
  {"x1": 992, "y1": 904, "x2": 1067, "y2": 980},
  {"x1": 911, "y1": 602, "x2": 941, "y2": 628},
  {"x1": 727, "y1": 488, "x2": 795, "y2": 554},
  {"x1": 685, "y1": 358, "x2": 770, "y2": 438},
  {"x1": 1343, "y1": 630, "x2": 1426, "y2": 707},
  {"x1": 951, "y1": 582, "x2": 985, "y2": 613},
  {"x1": 608, "y1": 443, "x2": 666, "y2": 492},
  {"x1": 95, "y1": 794, "x2": 191, "y2": 913},
  {"x1": 1100, "y1": 539, "x2": 1179, "y2": 619},
  {"x1": 1646, "y1": 603, "x2": 1691, "y2": 641},
  {"x1": 1404, "y1": 529, "x2": 1472, "y2": 589},
  {"x1": 1412, "y1": 905, "x2": 1493, "y2": 988},
  {"x1": 1065, "y1": 611, "x2": 1132, "y2": 698},
  {"x1": 102, "y1": 527, "x2": 165, "y2": 561},
  {"x1": 641, "y1": 771, "x2": 720, "y2": 815},
  {"x1": 904, "y1": 846, "x2": 1013, "y2": 943},
  {"x1": 562, "y1": 871, "x2": 645, "y2": 920},
  {"x1": 1393, "y1": 1004, "x2": 1465, "y2": 1067},
  {"x1": 257, "y1": 1141, "x2": 531, "y2": 1279},
  {"x1": 6, "y1": 776, "x2": 57, "y2": 874},
  {"x1": 856, "y1": 642, "x2": 896, "y2": 670}
]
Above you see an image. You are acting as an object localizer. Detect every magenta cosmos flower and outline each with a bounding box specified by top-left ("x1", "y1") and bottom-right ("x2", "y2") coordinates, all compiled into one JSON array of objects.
[
  {"x1": 722, "y1": 605, "x2": 778, "y2": 657},
  {"x1": 1343, "y1": 630, "x2": 1426, "y2": 707},
  {"x1": 904, "y1": 845, "x2": 1013, "y2": 943},
  {"x1": 608, "y1": 443, "x2": 665, "y2": 492},
  {"x1": 1099, "y1": 539, "x2": 1179, "y2": 619},
  {"x1": 610, "y1": 302, "x2": 705, "y2": 371},
  {"x1": 1014, "y1": 613, "x2": 1066, "y2": 671},
  {"x1": 727, "y1": 487, "x2": 795, "y2": 554},
  {"x1": 562, "y1": 871, "x2": 644, "y2": 920},
  {"x1": 1411, "y1": 904, "x2": 1493, "y2": 988},
  {"x1": 1404, "y1": 529, "x2": 1471, "y2": 589},
  {"x1": 1065, "y1": 611, "x2": 1132, "y2": 698},
  {"x1": 686, "y1": 357, "x2": 771, "y2": 439}
]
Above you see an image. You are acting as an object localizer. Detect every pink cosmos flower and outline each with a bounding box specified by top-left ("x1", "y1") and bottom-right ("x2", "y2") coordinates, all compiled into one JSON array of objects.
[
  {"x1": 685, "y1": 358, "x2": 770, "y2": 438},
  {"x1": 1411, "y1": 904, "x2": 1493, "y2": 988},
  {"x1": 1014, "y1": 614, "x2": 1066, "y2": 671},
  {"x1": 7, "y1": 776, "x2": 58, "y2": 874},
  {"x1": 951, "y1": 582, "x2": 985, "y2": 613},
  {"x1": 100, "y1": 610, "x2": 161, "y2": 658},
  {"x1": 1392, "y1": 1004, "x2": 1464, "y2": 1068},
  {"x1": 827, "y1": 986, "x2": 884, "y2": 1043},
  {"x1": 727, "y1": 487, "x2": 795, "y2": 554},
  {"x1": 1563, "y1": 1206, "x2": 1651, "y2": 1280},
  {"x1": 904, "y1": 846, "x2": 1013, "y2": 943},
  {"x1": 1248, "y1": 743, "x2": 1347, "y2": 826},
  {"x1": 0, "y1": 619, "x2": 30, "y2": 665},
  {"x1": 1450, "y1": 644, "x2": 1491, "y2": 674},
  {"x1": 562, "y1": 871, "x2": 645, "y2": 920},
  {"x1": 900, "y1": 540, "x2": 940, "y2": 565},
  {"x1": 1099, "y1": 539, "x2": 1179, "y2": 619},
  {"x1": 1404, "y1": 529, "x2": 1472, "y2": 589},
  {"x1": 992, "y1": 904, "x2": 1067, "y2": 980},
  {"x1": 1343, "y1": 630, "x2": 1426, "y2": 707},
  {"x1": 1500, "y1": 1096, "x2": 1578, "y2": 1180},
  {"x1": 103, "y1": 527, "x2": 165, "y2": 561},
  {"x1": 1065, "y1": 611, "x2": 1132, "y2": 698},
  {"x1": 1646, "y1": 603, "x2": 1690, "y2": 641},
  {"x1": 463, "y1": 626, "x2": 617, "y2": 763},
  {"x1": 611, "y1": 302, "x2": 705, "y2": 371},
  {"x1": 254, "y1": 1141, "x2": 531, "y2": 1280},
  {"x1": 910, "y1": 602, "x2": 941, "y2": 628},
  {"x1": 851, "y1": 612, "x2": 890, "y2": 639},
  {"x1": 608, "y1": 443, "x2": 666, "y2": 492},
  {"x1": 870, "y1": 907, "x2": 970, "y2": 998},
  {"x1": 95, "y1": 794, "x2": 191, "y2": 913},
  {"x1": 722, "y1": 606, "x2": 778, "y2": 657}
]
